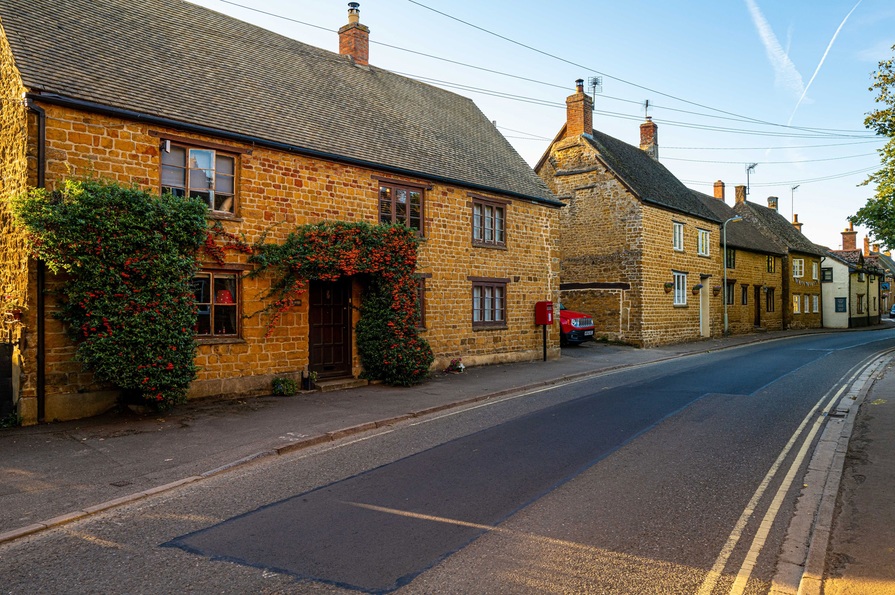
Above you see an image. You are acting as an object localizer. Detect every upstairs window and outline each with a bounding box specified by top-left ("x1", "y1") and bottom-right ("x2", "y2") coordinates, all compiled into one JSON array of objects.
[
  {"x1": 162, "y1": 145, "x2": 235, "y2": 214},
  {"x1": 821, "y1": 267, "x2": 833, "y2": 282},
  {"x1": 472, "y1": 197, "x2": 506, "y2": 248},
  {"x1": 726, "y1": 248, "x2": 736, "y2": 269},
  {"x1": 379, "y1": 181, "x2": 423, "y2": 233},
  {"x1": 697, "y1": 229, "x2": 710, "y2": 256},
  {"x1": 767, "y1": 256, "x2": 776, "y2": 273},
  {"x1": 793, "y1": 258, "x2": 805, "y2": 278},
  {"x1": 673, "y1": 222, "x2": 684, "y2": 251},
  {"x1": 812, "y1": 261, "x2": 819, "y2": 280}
]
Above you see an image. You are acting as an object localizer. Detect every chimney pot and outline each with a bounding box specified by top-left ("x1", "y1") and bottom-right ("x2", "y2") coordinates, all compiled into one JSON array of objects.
[
  {"x1": 767, "y1": 196, "x2": 778, "y2": 211},
  {"x1": 565, "y1": 79, "x2": 593, "y2": 137},
  {"x1": 873, "y1": 243, "x2": 880, "y2": 253},
  {"x1": 792, "y1": 214, "x2": 803, "y2": 233},
  {"x1": 734, "y1": 185, "x2": 746, "y2": 204},
  {"x1": 339, "y1": 2, "x2": 370, "y2": 66},
  {"x1": 713, "y1": 180, "x2": 726, "y2": 201}
]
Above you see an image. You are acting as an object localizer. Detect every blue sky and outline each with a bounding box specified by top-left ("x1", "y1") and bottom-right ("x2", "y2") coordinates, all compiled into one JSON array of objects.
[{"x1": 188, "y1": 0, "x2": 895, "y2": 250}]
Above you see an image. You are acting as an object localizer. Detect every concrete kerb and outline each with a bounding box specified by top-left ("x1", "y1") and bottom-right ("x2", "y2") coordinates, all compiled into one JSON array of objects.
[
  {"x1": 0, "y1": 329, "x2": 862, "y2": 547},
  {"x1": 767, "y1": 351, "x2": 891, "y2": 595}
]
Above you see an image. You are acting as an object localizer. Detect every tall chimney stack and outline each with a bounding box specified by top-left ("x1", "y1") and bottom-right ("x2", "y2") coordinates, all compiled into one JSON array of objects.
[
  {"x1": 734, "y1": 185, "x2": 746, "y2": 204},
  {"x1": 565, "y1": 79, "x2": 593, "y2": 138},
  {"x1": 767, "y1": 196, "x2": 778, "y2": 211},
  {"x1": 864, "y1": 236, "x2": 870, "y2": 256},
  {"x1": 713, "y1": 180, "x2": 726, "y2": 201},
  {"x1": 339, "y1": 2, "x2": 370, "y2": 66},
  {"x1": 640, "y1": 117, "x2": 658, "y2": 161},
  {"x1": 792, "y1": 214, "x2": 803, "y2": 233},
  {"x1": 842, "y1": 222, "x2": 857, "y2": 251}
]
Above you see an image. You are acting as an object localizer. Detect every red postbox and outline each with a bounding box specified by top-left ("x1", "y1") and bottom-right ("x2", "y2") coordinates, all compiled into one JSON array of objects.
[{"x1": 535, "y1": 301, "x2": 554, "y2": 325}]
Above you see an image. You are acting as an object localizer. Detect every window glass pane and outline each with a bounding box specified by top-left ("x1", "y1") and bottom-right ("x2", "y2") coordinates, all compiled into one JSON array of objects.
[
  {"x1": 214, "y1": 192, "x2": 234, "y2": 212},
  {"x1": 473, "y1": 204, "x2": 482, "y2": 241},
  {"x1": 161, "y1": 164, "x2": 185, "y2": 188},
  {"x1": 162, "y1": 145, "x2": 186, "y2": 166},
  {"x1": 473, "y1": 286, "x2": 482, "y2": 322},
  {"x1": 216, "y1": 173, "x2": 234, "y2": 195},
  {"x1": 215, "y1": 154, "x2": 234, "y2": 176},
  {"x1": 396, "y1": 188, "x2": 407, "y2": 205},
  {"x1": 495, "y1": 208, "x2": 505, "y2": 243}
]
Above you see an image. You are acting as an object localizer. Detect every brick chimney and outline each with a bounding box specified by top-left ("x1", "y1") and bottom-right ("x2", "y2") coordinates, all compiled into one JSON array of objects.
[
  {"x1": 640, "y1": 117, "x2": 658, "y2": 161},
  {"x1": 339, "y1": 2, "x2": 369, "y2": 66},
  {"x1": 713, "y1": 180, "x2": 725, "y2": 201},
  {"x1": 734, "y1": 185, "x2": 746, "y2": 204},
  {"x1": 842, "y1": 222, "x2": 857, "y2": 251},
  {"x1": 864, "y1": 236, "x2": 870, "y2": 256},
  {"x1": 566, "y1": 79, "x2": 593, "y2": 138},
  {"x1": 792, "y1": 214, "x2": 803, "y2": 233},
  {"x1": 873, "y1": 243, "x2": 880, "y2": 253},
  {"x1": 767, "y1": 196, "x2": 778, "y2": 211}
]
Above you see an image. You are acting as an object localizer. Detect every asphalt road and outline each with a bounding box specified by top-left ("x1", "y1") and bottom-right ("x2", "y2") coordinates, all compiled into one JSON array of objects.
[{"x1": 5, "y1": 331, "x2": 895, "y2": 594}]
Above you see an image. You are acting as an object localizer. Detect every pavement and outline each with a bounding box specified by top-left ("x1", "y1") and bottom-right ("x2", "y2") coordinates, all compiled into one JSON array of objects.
[{"x1": 1, "y1": 327, "x2": 894, "y2": 593}]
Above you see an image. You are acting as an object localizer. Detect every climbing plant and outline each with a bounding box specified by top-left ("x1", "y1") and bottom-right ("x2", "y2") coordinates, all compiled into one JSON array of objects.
[
  {"x1": 248, "y1": 221, "x2": 433, "y2": 385},
  {"x1": 13, "y1": 178, "x2": 208, "y2": 408}
]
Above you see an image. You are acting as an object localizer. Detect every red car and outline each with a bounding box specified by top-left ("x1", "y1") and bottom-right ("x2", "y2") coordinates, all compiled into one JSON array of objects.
[{"x1": 559, "y1": 305, "x2": 595, "y2": 345}]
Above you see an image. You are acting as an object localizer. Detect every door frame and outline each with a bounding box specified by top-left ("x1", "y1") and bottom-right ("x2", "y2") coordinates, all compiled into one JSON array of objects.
[{"x1": 308, "y1": 278, "x2": 353, "y2": 379}]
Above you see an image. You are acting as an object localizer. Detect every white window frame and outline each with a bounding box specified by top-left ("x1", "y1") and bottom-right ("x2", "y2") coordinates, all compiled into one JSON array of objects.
[
  {"x1": 697, "y1": 229, "x2": 710, "y2": 256},
  {"x1": 812, "y1": 261, "x2": 819, "y2": 280},
  {"x1": 673, "y1": 222, "x2": 684, "y2": 252},
  {"x1": 793, "y1": 258, "x2": 805, "y2": 278},
  {"x1": 812, "y1": 294, "x2": 819, "y2": 313},
  {"x1": 673, "y1": 271, "x2": 687, "y2": 306},
  {"x1": 793, "y1": 294, "x2": 801, "y2": 314},
  {"x1": 804, "y1": 294, "x2": 810, "y2": 314}
]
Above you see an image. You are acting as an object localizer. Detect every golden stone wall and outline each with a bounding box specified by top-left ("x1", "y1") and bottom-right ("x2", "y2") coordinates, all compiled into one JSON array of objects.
[
  {"x1": 13, "y1": 101, "x2": 560, "y2": 422},
  {"x1": 723, "y1": 250, "x2": 784, "y2": 334}
]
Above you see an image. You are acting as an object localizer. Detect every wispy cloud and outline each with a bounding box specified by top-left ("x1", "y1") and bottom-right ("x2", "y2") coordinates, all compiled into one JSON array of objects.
[
  {"x1": 745, "y1": 0, "x2": 805, "y2": 97},
  {"x1": 788, "y1": 0, "x2": 864, "y2": 124}
]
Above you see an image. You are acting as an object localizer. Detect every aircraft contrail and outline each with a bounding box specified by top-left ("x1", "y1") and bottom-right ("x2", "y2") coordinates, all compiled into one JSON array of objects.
[
  {"x1": 788, "y1": 0, "x2": 864, "y2": 124},
  {"x1": 745, "y1": 0, "x2": 805, "y2": 97}
]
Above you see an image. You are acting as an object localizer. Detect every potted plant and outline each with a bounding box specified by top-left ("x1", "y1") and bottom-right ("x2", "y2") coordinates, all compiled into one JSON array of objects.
[
  {"x1": 663, "y1": 282, "x2": 674, "y2": 293},
  {"x1": 692, "y1": 283, "x2": 704, "y2": 294},
  {"x1": 712, "y1": 285, "x2": 722, "y2": 296}
]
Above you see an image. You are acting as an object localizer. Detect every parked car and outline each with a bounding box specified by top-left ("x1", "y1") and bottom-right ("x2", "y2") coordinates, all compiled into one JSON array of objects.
[
  {"x1": 559, "y1": 305, "x2": 595, "y2": 345},
  {"x1": 889, "y1": 304, "x2": 895, "y2": 318}
]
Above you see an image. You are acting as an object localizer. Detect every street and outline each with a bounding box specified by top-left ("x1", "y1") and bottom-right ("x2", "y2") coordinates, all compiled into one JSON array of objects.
[{"x1": 4, "y1": 330, "x2": 895, "y2": 594}]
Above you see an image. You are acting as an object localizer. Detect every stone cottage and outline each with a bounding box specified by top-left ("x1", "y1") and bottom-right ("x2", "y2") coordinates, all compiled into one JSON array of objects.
[
  {"x1": 535, "y1": 81, "x2": 722, "y2": 347},
  {"x1": 0, "y1": 0, "x2": 563, "y2": 423}
]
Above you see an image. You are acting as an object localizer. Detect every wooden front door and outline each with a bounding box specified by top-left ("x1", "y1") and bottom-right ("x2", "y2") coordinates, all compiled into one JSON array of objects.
[
  {"x1": 309, "y1": 278, "x2": 352, "y2": 379},
  {"x1": 754, "y1": 286, "x2": 762, "y2": 326}
]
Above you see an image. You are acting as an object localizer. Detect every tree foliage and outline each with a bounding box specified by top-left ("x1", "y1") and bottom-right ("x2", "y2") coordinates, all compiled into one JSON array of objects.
[
  {"x1": 13, "y1": 178, "x2": 207, "y2": 408},
  {"x1": 851, "y1": 44, "x2": 895, "y2": 248}
]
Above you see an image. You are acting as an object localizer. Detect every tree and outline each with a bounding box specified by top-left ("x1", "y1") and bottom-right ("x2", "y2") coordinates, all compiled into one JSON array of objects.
[{"x1": 850, "y1": 44, "x2": 895, "y2": 249}]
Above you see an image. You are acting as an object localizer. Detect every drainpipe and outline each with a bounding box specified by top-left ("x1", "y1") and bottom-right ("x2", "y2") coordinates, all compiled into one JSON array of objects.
[{"x1": 26, "y1": 98, "x2": 46, "y2": 422}]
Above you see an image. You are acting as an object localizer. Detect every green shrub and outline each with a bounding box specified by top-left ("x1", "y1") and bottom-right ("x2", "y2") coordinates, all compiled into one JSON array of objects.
[
  {"x1": 271, "y1": 377, "x2": 298, "y2": 396},
  {"x1": 13, "y1": 177, "x2": 207, "y2": 409}
]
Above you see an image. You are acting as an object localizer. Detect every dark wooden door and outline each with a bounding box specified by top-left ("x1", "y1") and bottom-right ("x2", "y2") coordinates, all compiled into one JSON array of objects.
[
  {"x1": 309, "y1": 279, "x2": 352, "y2": 379},
  {"x1": 754, "y1": 286, "x2": 762, "y2": 327}
]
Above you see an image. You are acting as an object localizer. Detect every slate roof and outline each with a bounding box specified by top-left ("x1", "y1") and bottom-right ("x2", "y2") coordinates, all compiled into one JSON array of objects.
[
  {"x1": 0, "y1": 0, "x2": 559, "y2": 205},
  {"x1": 584, "y1": 131, "x2": 721, "y2": 223},
  {"x1": 829, "y1": 249, "x2": 885, "y2": 274},
  {"x1": 733, "y1": 200, "x2": 826, "y2": 257},
  {"x1": 870, "y1": 250, "x2": 895, "y2": 276},
  {"x1": 691, "y1": 191, "x2": 785, "y2": 255}
]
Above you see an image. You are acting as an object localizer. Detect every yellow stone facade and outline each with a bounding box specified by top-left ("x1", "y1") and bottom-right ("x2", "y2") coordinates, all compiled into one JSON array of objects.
[
  {"x1": 538, "y1": 134, "x2": 722, "y2": 347},
  {"x1": 723, "y1": 250, "x2": 784, "y2": 334},
  {"x1": 3, "y1": 96, "x2": 561, "y2": 424}
]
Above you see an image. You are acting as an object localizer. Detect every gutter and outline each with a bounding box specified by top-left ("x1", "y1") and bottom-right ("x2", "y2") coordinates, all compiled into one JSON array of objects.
[
  {"x1": 26, "y1": 98, "x2": 46, "y2": 422},
  {"x1": 28, "y1": 93, "x2": 564, "y2": 209}
]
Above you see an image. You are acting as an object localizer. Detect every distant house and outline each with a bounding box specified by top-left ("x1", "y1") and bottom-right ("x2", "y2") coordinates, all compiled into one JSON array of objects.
[
  {"x1": 0, "y1": 0, "x2": 562, "y2": 424},
  {"x1": 535, "y1": 81, "x2": 722, "y2": 347},
  {"x1": 693, "y1": 186, "x2": 786, "y2": 334},
  {"x1": 732, "y1": 192, "x2": 825, "y2": 330},
  {"x1": 823, "y1": 225, "x2": 883, "y2": 328}
]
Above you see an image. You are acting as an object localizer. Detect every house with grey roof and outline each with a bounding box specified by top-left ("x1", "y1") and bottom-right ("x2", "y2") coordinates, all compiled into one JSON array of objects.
[
  {"x1": 0, "y1": 0, "x2": 563, "y2": 424},
  {"x1": 731, "y1": 191, "x2": 826, "y2": 329},
  {"x1": 693, "y1": 187, "x2": 786, "y2": 334},
  {"x1": 535, "y1": 81, "x2": 723, "y2": 347}
]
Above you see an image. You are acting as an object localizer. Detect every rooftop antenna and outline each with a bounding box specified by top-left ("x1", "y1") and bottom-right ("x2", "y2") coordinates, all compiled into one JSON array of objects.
[
  {"x1": 790, "y1": 184, "x2": 800, "y2": 219},
  {"x1": 644, "y1": 99, "x2": 650, "y2": 119},
  {"x1": 745, "y1": 163, "x2": 758, "y2": 196},
  {"x1": 588, "y1": 76, "x2": 602, "y2": 110}
]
